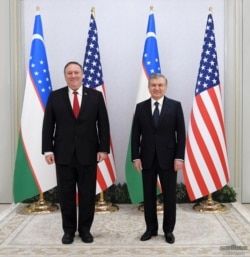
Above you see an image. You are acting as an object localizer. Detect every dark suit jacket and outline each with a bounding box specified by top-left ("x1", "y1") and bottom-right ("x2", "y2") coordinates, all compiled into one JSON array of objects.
[
  {"x1": 131, "y1": 96, "x2": 186, "y2": 170},
  {"x1": 42, "y1": 86, "x2": 110, "y2": 165}
]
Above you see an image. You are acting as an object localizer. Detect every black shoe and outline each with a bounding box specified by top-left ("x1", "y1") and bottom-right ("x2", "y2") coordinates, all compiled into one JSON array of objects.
[
  {"x1": 80, "y1": 232, "x2": 94, "y2": 243},
  {"x1": 62, "y1": 233, "x2": 74, "y2": 244},
  {"x1": 140, "y1": 230, "x2": 158, "y2": 241},
  {"x1": 165, "y1": 232, "x2": 175, "y2": 244}
]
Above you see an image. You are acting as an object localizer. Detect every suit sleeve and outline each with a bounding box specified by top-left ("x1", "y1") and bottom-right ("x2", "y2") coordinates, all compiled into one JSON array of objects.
[
  {"x1": 175, "y1": 102, "x2": 186, "y2": 159},
  {"x1": 131, "y1": 104, "x2": 141, "y2": 161},
  {"x1": 42, "y1": 93, "x2": 55, "y2": 154},
  {"x1": 96, "y1": 92, "x2": 110, "y2": 153}
]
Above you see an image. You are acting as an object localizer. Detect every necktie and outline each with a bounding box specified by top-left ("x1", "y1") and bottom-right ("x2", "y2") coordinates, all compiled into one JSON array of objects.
[
  {"x1": 73, "y1": 91, "x2": 80, "y2": 118},
  {"x1": 153, "y1": 102, "x2": 160, "y2": 127}
]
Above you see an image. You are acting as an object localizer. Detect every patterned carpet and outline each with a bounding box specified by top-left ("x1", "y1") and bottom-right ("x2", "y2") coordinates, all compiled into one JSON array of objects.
[{"x1": 0, "y1": 203, "x2": 249, "y2": 257}]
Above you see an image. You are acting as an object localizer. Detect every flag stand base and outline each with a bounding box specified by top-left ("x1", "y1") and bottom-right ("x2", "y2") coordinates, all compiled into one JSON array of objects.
[
  {"x1": 193, "y1": 194, "x2": 227, "y2": 213},
  {"x1": 138, "y1": 200, "x2": 163, "y2": 213},
  {"x1": 23, "y1": 198, "x2": 59, "y2": 214},
  {"x1": 95, "y1": 192, "x2": 119, "y2": 214}
]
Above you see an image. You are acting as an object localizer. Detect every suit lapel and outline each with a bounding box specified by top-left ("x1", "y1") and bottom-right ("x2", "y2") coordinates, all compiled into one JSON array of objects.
[
  {"x1": 64, "y1": 86, "x2": 89, "y2": 119},
  {"x1": 80, "y1": 87, "x2": 89, "y2": 117},
  {"x1": 144, "y1": 99, "x2": 155, "y2": 128},
  {"x1": 158, "y1": 97, "x2": 169, "y2": 126},
  {"x1": 61, "y1": 87, "x2": 74, "y2": 116}
]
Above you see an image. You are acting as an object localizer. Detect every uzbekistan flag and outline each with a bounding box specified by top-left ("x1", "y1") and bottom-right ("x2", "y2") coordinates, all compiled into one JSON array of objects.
[
  {"x1": 13, "y1": 8, "x2": 57, "y2": 203},
  {"x1": 125, "y1": 7, "x2": 161, "y2": 203}
]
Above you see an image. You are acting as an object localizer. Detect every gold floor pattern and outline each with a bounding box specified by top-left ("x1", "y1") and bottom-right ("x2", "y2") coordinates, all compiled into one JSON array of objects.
[{"x1": 0, "y1": 203, "x2": 250, "y2": 257}]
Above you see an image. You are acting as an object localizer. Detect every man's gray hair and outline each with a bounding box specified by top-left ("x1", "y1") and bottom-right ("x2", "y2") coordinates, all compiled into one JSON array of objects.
[{"x1": 148, "y1": 73, "x2": 168, "y2": 86}]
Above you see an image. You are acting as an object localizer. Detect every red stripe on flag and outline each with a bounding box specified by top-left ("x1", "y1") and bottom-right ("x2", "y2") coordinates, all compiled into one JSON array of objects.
[
  {"x1": 183, "y1": 13, "x2": 230, "y2": 201},
  {"x1": 83, "y1": 13, "x2": 117, "y2": 194},
  {"x1": 194, "y1": 95, "x2": 222, "y2": 189},
  {"x1": 96, "y1": 165, "x2": 108, "y2": 190},
  {"x1": 20, "y1": 129, "x2": 42, "y2": 193},
  {"x1": 156, "y1": 178, "x2": 162, "y2": 192},
  {"x1": 208, "y1": 88, "x2": 230, "y2": 182},
  {"x1": 103, "y1": 157, "x2": 115, "y2": 183},
  {"x1": 182, "y1": 165, "x2": 195, "y2": 201},
  {"x1": 186, "y1": 117, "x2": 209, "y2": 196},
  {"x1": 211, "y1": 86, "x2": 226, "y2": 140}
]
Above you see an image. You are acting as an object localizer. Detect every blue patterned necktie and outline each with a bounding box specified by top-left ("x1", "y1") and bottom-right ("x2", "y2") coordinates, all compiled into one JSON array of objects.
[{"x1": 153, "y1": 102, "x2": 159, "y2": 127}]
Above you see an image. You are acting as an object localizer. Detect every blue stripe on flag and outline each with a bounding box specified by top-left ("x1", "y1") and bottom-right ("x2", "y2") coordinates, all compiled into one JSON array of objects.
[
  {"x1": 143, "y1": 13, "x2": 161, "y2": 77},
  {"x1": 29, "y1": 14, "x2": 52, "y2": 108}
]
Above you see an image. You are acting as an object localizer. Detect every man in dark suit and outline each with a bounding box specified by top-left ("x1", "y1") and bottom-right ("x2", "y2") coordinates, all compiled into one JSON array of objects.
[
  {"x1": 131, "y1": 73, "x2": 186, "y2": 244},
  {"x1": 42, "y1": 61, "x2": 110, "y2": 244}
]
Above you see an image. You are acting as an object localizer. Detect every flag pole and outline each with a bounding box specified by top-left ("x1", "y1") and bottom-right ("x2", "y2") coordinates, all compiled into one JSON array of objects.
[
  {"x1": 183, "y1": 6, "x2": 229, "y2": 213},
  {"x1": 15, "y1": 6, "x2": 58, "y2": 214},
  {"x1": 193, "y1": 193, "x2": 227, "y2": 213},
  {"x1": 95, "y1": 191, "x2": 119, "y2": 214},
  {"x1": 192, "y1": 7, "x2": 227, "y2": 214},
  {"x1": 23, "y1": 192, "x2": 59, "y2": 214},
  {"x1": 137, "y1": 5, "x2": 163, "y2": 213},
  {"x1": 87, "y1": 7, "x2": 118, "y2": 213}
]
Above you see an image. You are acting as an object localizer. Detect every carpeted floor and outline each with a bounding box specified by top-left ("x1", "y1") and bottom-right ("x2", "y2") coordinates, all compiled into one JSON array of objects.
[{"x1": 0, "y1": 203, "x2": 249, "y2": 257}]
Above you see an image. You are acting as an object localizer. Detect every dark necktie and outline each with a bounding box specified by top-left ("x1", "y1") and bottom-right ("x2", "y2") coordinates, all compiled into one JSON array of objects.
[
  {"x1": 73, "y1": 91, "x2": 80, "y2": 118},
  {"x1": 153, "y1": 102, "x2": 159, "y2": 127}
]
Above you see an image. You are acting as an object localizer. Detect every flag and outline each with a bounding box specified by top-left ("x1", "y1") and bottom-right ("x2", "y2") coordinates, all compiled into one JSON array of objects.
[
  {"x1": 13, "y1": 9, "x2": 57, "y2": 203},
  {"x1": 125, "y1": 8, "x2": 161, "y2": 204},
  {"x1": 183, "y1": 12, "x2": 230, "y2": 201},
  {"x1": 83, "y1": 11, "x2": 116, "y2": 194}
]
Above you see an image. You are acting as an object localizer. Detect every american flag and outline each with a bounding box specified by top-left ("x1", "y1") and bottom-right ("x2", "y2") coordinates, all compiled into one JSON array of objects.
[
  {"x1": 83, "y1": 11, "x2": 116, "y2": 194},
  {"x1": 183, "y1": 13, "x2": 230, "y2": 201},
  {"x1": 125, "y1": 7, "x2": 161, "y2": 204},
  {"x1": 13, "y1": 8, "x2": 56, "y2": 203}
]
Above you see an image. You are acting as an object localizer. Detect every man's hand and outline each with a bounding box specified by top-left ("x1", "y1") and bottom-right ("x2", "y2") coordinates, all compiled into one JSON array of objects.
[
  {"x1": 45, "y1": 154, "x2": 55, "y2": 165},
  {"x1": 97, "y1": 152, "x2": 108, "y2": 162},
  {"x1": 174, "y1": 159, "x2": 184, "y2": 172},
  {"x1": 133, "y1": 159, "x2": 142, "y2": 173}
]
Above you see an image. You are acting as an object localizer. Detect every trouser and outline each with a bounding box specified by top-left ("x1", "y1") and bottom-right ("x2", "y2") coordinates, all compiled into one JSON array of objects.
[
  {"x1": 142, "y1": 159, "x2": 177, "y2": 233},
  {"x1": 56, "y1": 154, "x2": 97, "y2": 235}
]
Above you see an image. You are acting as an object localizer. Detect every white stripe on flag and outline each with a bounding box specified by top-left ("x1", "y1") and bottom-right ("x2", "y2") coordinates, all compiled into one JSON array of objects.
[{"x1": 21, "y1": 74, "x2": 56, "y2": 191}]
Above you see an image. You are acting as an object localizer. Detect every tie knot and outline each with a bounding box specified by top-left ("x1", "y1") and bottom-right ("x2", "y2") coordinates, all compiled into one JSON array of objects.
[
  {"x1": 73, "y1": 91, "x2": 78, "y2": 95},
  {"x1": 154, "y1": 102, "x2": 159, "y2": 107}
]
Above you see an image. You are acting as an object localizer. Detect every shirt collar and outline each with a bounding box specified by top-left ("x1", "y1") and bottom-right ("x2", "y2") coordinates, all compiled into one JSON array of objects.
[
  {"x1": 68, "y1": 85, "x2": 82, "y2": 96},
  {"x1": 151, "y1": 96, "x2": 164, "y2": 107}
]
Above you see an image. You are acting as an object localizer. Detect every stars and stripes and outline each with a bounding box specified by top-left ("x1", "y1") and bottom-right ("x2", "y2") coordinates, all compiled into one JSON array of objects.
[
  {"x1": 83, "y1": 15, "x2": 103, "y2": 89},
  {"x1": 183, "y1": 13, "x2": 230, "y2": 201},
  {"x1": 83, "y1": 12, "x2": 116, "y2": 194}
]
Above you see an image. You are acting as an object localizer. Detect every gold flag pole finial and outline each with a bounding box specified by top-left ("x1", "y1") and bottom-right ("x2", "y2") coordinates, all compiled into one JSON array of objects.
[
  {"x1": 209, "y1": 7, "x2": 213, "y2": 14},
  {"x1": 91, "y1": 7, "x2": 95, "y2": 17},
  {"x1": 150, "y1": 6, "x2": 153, "y2": 11},
  {"x1": 36, "y1": 6, "x2": 40, "y2": 12}
]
